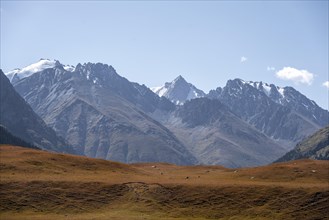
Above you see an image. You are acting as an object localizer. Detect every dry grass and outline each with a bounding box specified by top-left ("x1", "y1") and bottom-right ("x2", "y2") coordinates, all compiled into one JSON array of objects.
[{"x1": 1, "y1": 145, "x2": 328, "y2": 219}]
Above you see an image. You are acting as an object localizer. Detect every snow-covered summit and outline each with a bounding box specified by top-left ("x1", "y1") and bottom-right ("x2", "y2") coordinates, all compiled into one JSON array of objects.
[
  {"x1": 224, "y1": 79, "x2": 325, "y2": 124},
  {"x1": 5, "y1": 59, "x2": 75, "y2": 83},
  {"x1": 151, "y1": 75, "x2": 205, "y2": 105},
  {"x1": 241, "y1": 79, "x2": 286, "y2": 99}
]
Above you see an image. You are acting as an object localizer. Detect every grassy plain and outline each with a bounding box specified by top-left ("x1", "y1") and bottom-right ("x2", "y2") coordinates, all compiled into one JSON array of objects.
[{"x1": 0, "y1": 145, "x2": 328, "y2": 219}]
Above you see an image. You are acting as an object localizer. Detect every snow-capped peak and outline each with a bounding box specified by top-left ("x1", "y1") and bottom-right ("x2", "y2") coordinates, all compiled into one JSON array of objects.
[
  {"x1": 5, "y1": 59, "x2": 75, "y2": 83},
  {"x1": 63, "y1": 65, "x2": 76, "y2": 72},
  {"x1": 151, "y1": 75, "x2": 205, "y2": 105},
  {"x1": 234, "y1": 79, "x2": 286, "y2": 99},
  {"x1": 172, "y1": 75, "x2": 185, "y2": 83}
]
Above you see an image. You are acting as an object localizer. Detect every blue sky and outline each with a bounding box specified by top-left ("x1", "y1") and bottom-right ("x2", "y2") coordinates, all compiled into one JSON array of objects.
[{"x1": 1, "y1": 1, "x2": 328, "y2": 109}]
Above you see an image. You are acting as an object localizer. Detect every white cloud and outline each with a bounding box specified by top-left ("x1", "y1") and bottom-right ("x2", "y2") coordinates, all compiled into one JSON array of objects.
[
  {"x1": 276, "y1": 67, "x2": 314, "y2": 85},
  {"x1": 240, "y1": 56, "x2": 247, "y2": 63},
  {"x1": 267, "y1": 66, "x2": 275, "y2": 71},
  {"x1": 322, "y1": 81, "x2": 329, "y2": 89}
]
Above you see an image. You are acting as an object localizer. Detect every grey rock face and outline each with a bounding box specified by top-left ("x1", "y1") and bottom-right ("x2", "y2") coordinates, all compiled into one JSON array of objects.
[
  {"x1": 0, "y1": 70, "x2": 74, "y2": 153},
  {"x1": 270, "y1": 86, "x2": 329, "y2": 127},
  {"x1": 11, "y1": 63, "x2": 196, "y2": 165},
  {"x1": 162, "y1": 98, "x2": 286, "y2": 168},
  {"x1": 207, "y1": 79, "x2": 327, "y2": 149}
]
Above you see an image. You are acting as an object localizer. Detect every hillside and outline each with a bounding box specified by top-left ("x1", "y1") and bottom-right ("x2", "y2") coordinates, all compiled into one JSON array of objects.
[
  {"x1": 0, "y1": 125, "x2": 38, "y2": 150},
  {"x1": 276, "y1": 126, "x2": 329, "y2": 162},
  {"x1": 1, "y1": 145, "x2": 328, "y2": 220}
]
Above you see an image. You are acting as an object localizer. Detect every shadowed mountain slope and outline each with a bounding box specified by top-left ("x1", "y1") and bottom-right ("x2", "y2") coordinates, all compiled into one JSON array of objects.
[{"x1": 0, "y1": 70, "x2": 73, "y2": 153}]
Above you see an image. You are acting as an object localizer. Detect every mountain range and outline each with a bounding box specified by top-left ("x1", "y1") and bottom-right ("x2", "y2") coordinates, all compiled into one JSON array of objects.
[
  {"x1": 5, "y1": 59, "x2": 196, "y2": 165},
  {"x1": 154, "y1": 76, "x2": 327, "y2": 149},
  {"x1": 162, "y1": 98, "x2": 286, "y2": 167},
  {"x1": 3, "y1": 59, "x2": 329, "y2": 167}
]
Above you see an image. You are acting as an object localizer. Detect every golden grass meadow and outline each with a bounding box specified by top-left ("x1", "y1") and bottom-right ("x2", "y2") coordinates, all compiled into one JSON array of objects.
[{"x1": 0, "y1": 145, "x2": 328, "y2": 220}]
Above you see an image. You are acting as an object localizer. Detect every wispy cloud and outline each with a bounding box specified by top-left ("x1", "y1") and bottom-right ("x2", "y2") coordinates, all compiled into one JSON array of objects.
[
  {"x1": 267, "y1": 66, "x2": 275, "y2": 71},
  {"x1": 240, "y1": 56, "x2": 247, "y2": 63},
  {"x1": 322, "y1": 81, "x2": 329, "y2": 89},
  {"x1": 276, "y1": 67, "x2": 314, "y2": 85}
]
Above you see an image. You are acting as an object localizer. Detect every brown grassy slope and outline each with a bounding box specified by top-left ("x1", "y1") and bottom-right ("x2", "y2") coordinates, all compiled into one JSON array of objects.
[{"x1": 0, "y1": 145, "x2": 328, "y2": 220}]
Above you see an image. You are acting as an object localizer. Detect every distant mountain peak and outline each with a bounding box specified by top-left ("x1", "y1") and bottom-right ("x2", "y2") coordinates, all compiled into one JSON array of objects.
[
  {"x1": 5, "y1": 59, "x2": 75, "y2": 83},
  {"x1": 227, "y1": 78, "x2": 286, "y2": 99},
  {"x1": 173, "y1": 75, "x2": 185, "y2": 82},
  {"x1": 209, "y1": 78, "x2": 328, "y2": 146},
  {"x1": 245, "y1": 80, "x2": 285, "y2": 97},
  {"x1": 238, "y1": 79, "x2": 325, "y2": 120},
  {"x1": 151, "y1": 75, "x2": 205, "y2": 105}
]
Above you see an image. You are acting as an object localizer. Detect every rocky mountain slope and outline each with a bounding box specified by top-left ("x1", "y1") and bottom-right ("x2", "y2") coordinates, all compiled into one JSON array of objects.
[
  {"x1": 207, "y1": 79, "x2": 327, "y2": 149},
  {"x1": 0, "y1": 70, "x2": 73, "y2": 153},
  {"x1": 161, "y1": 98, "x2": 286, "y2": 167},
  {"x1": 276, "y1": 126, "x2": 329, "y2": 162},
  {"x1": 7, "y1": 60, "x2": 196, "y2": 165},
  {"x1": 241, "y1": 80, "x2": 328, "y2": 127}
]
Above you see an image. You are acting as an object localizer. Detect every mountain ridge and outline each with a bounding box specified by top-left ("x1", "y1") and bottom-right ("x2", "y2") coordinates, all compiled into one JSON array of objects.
[
  {"x1": 7, "y1": 61, "x2": 197, "y2": 165},
  {"x1": 4, "y1": 59, "x2": 328, "y2": 167},
  {"x1": 207, "y1": 78, "x2": 327, "y2": 148}
]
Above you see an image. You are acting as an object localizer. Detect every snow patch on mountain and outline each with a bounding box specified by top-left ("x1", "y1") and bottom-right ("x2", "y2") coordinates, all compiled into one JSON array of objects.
[
  {"x1": 278, "y1": 87, "x2": 285, "y2": 97},
  {"x1": 262, "y1": 84, "x2": 271, "y2": 96},
  {"x1": 187, "y1": 89, "x2": 201, "y2": 100},
  {"x1": 151, "y1": 86, "x2": 168, "y2": 97},
  {"x1": 5, "y1": 59, "x2": 75, "y2": 83},
  {"x1": 63, "y1": 65, "x2": 75, "y2": 72},
  {"x1": 151, "y1": 75, "x2": 205, "y2": 105},
  {"x1": 237, "y1": 79, "x2": 286, "y2": 99}
]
